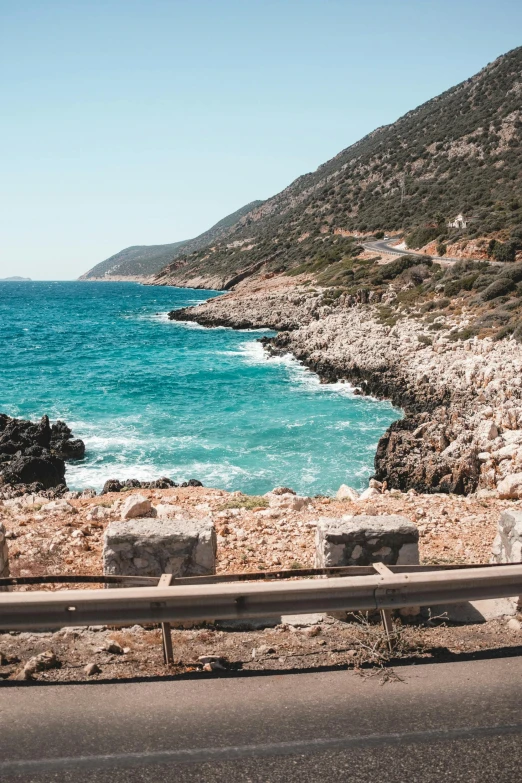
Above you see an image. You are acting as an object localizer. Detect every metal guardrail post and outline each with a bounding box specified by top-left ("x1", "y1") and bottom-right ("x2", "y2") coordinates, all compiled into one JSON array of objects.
[
  {"x1": 158, "y1": 574, "x2": 174, "y2": 665},
  {"x1": 373, "y1": 562, "x2": 395, "y2": 651}
]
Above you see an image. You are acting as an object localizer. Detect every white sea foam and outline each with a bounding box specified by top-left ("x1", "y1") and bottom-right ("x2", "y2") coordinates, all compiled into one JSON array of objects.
[
  {"x1": 171, "y1": 319, "x2": 231, "y2": 331},
  {"x1": 232, "y1": 340, "x2": 360, "y2": 399}
]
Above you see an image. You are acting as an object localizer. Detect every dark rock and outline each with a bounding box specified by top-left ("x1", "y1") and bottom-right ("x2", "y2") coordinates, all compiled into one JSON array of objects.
[
  {"x1": 182, "y1": 479, "x2": 203, "y2": 488},
  {"x1": 24, "y1": 445, "x2": 47, "y2": 458},
  {"x1": 0, "y1": 414, "x2": 85, "y2": 492},
  {"x1": 51, "y1": 421, "x2": 85, "y2": 460},
  {"x1": 150, "y1": 477, "x2": 178, "y2": 489},
  {"x1": 102, "y1": 479, "x2": 123, "y2": 494},
  {"x1": 2, "y1": 454, "x2": 65, "y2": 490},
  {"x1": 373, "y1": 413, "x2": 480, "y2": 495},
  {"x1": 104, "y1": 476, "x2": 182, "y2": 493},
  {"x1": 52, "y1": 438, "x2": 85, "y2": 460}
]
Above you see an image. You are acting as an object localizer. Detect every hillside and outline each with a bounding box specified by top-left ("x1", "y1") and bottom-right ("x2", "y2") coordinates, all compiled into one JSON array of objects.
[
  {"x1": 80, "y1": 200, "x2": 264, "y2": 279},
  {"x1": 154, "y1": 46, "x2": 522, "y2": 289}
]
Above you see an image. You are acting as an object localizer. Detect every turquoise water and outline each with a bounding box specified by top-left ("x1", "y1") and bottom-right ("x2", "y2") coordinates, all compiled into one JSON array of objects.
[{"x1": 0, "y1": 281, "x2": 400, "y2": 495}]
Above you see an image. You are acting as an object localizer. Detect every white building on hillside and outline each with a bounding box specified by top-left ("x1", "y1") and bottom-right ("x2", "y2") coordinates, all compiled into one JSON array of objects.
[{"x1": 448, "y1": 213, "x2": 468, "y2": 229}]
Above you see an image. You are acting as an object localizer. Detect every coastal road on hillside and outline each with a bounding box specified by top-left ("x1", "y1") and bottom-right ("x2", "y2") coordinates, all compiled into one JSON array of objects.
[
  {"x1": 2, "y1": 656, "x2": 522, "y2": 781},
  {"x1": 362, "y1": 236, "x2": 496, "y2": 267}
]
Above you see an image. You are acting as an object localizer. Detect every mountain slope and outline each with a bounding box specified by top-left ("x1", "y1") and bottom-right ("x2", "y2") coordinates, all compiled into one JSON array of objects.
[
  {"x1": 154, "y1": 46, "x2": 522, "y2": 289},
  {"x1": 80, "y1": 200, "x2": 264, "y2": 279},
  {"x1": 80, "y1": 241, "x2": 190, "y2": 279}
]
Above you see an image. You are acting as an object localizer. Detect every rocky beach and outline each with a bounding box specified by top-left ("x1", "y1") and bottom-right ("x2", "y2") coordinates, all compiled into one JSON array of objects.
[{"x1": 170, "y1": 270, "x2": 522, "y2": 499}]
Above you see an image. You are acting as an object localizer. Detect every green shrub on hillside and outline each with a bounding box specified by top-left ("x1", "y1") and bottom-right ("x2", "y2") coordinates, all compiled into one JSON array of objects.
[
  {"x1": 481, "y1": 278, "x2": 515, "y2": 301},
  {"x1": 489, "y1": 240, "x2": 517, "y2": 263},
  {"x1": 405, "y1": 226, "x2": 442, "y2": 249},
  {"x1": 499, "y1": 264, "x2": 522, "y2": 284},
  {"x1": 372, "y1": 255, "x2": 429, "y2": 284}
]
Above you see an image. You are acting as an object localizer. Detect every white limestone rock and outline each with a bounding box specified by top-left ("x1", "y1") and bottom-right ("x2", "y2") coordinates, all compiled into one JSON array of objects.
[
  {"x1": 491, "y1": 509, "x2": 522, "y2": 564},
  {"x1": 41, "y1": 500, "x2": 76, "y2": 515},
  {"x1": 358, "y1": 487, "x2": 381, "y2": 501},
  {"x1": 497, "y1": 473, "x2": 522, "y2": 499},
  {"x1": 120, "y1": 494, "x2": 152, "y2": 519},
  {"x1": 267, "y1": 493, "x2": 310, "y2": 511},
  {"x1": 336, "y1": 485, "x2": 360, "y2": 501}
]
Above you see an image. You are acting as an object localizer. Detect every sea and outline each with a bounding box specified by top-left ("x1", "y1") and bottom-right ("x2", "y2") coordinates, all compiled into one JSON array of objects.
[{"x1": 0, "y1": 281, "x2": 400, "y2": 496}]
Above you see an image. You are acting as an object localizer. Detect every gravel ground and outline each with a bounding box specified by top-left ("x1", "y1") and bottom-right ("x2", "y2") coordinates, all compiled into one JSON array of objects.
[
  {"x1": 2, "y1": 486, "x2": 520, "y2": 582},
  {"x1": 2, "y1": 485, "x2": 522, "y2": 683},
  {"x1": 2, "y1": 613, "x2": 522, "y2": 684}
]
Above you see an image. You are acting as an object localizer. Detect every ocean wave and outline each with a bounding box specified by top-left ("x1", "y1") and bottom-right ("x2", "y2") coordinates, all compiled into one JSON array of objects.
[
  {"x1": 234, "y1": 341, "x2": 360, "y2": 398},
  {"x1": 4, "y1": 282, "x2": 400, "y2": 496},
  {"x1": 170, "y1": 319, "x2": 230, "y2": 331}
]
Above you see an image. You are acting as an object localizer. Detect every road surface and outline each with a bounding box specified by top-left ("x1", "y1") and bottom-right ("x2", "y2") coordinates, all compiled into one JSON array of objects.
[
  {"x1": 1, "y1": 656, "x2": 522, "y2": 781},
  {"x1": 362, "y1": 236, "x2": 495, "y2": 267}
]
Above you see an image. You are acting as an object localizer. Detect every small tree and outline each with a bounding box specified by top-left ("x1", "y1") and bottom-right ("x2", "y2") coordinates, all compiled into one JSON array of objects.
[{"x1": 492, "y1": 241, "x2": 517, "y2": 263}]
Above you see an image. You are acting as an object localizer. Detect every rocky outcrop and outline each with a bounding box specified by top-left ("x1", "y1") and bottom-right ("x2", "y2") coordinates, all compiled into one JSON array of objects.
[
  {"x1": 50, "y1": 421, "x2": 86, "y2": 460},
  {"x1": 100, "y1": 477, "x2": 202, "y2": 494},
  {"x1": 0, "y1": 414, "x2": 85, "y2": 495},
  {"x1": 169, "y1": 278, "x2": 522, "y2": 496}
]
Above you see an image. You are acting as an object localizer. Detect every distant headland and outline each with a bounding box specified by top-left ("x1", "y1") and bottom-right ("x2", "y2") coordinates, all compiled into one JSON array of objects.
[{"x1": 0, "y1": 276, "x2": 32, "y2": 281}]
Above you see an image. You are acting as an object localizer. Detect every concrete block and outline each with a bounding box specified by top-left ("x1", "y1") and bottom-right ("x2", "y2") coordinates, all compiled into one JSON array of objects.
[
  {"x1": 315, "y1": 515, "x2": 419, "y2": 567},
  {"x1": 427, "y1": 598, "x2": 517, "y2": 623},
  {"x1": 281, "y1": 613, "x2": 325, "y2": 627},
  {"x1": 103, "y1": 517, "x2": 216, "y2": 579}
]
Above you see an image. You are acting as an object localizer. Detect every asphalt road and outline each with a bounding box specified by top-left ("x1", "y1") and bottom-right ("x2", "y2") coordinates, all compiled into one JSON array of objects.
[
  {"x1": 362, "y1": 236, "x2": 499, "y2": 268},
  {"x1": 363, "y1": 236, "x2": 457, "y2": 265},
  {"x1": 363, "y1": 236, "x2": 410, "y2": 257},
  {"x1": 1, "y1": 657, "x2": 522, "y2": 782}
]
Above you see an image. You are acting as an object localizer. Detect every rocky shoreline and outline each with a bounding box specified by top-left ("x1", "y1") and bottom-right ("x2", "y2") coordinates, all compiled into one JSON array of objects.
[
  {"x1": 0, "y1": 415, "x2": 85, "y2": 497},
  {"x1": 169, "y1": 275, "x2": 522, "y2": 498}
]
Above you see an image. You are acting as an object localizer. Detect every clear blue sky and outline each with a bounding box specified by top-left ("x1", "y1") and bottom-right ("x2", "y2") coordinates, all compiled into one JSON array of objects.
[{"x1": 1, "y1": 0, "x2": 521, "y2": 280}]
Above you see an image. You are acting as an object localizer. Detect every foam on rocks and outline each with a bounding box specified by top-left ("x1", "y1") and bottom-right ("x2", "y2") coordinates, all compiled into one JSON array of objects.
[
  {"x1": 103, "y1": 517, "x2": 217, "y2": 579},
  {"x1": 315, "y1": 514, "x2": 419, "y2": 567}
]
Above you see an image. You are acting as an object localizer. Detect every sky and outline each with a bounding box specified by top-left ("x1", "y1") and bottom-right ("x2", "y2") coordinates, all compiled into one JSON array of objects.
[{"x1": 1, "y1": 0, "x2": 521, "y2": 280}]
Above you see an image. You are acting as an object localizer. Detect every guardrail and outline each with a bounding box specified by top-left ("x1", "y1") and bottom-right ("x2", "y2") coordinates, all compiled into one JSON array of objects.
[{"x1": 1, "y1": 563, "x2": 521, "y2": 631}]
